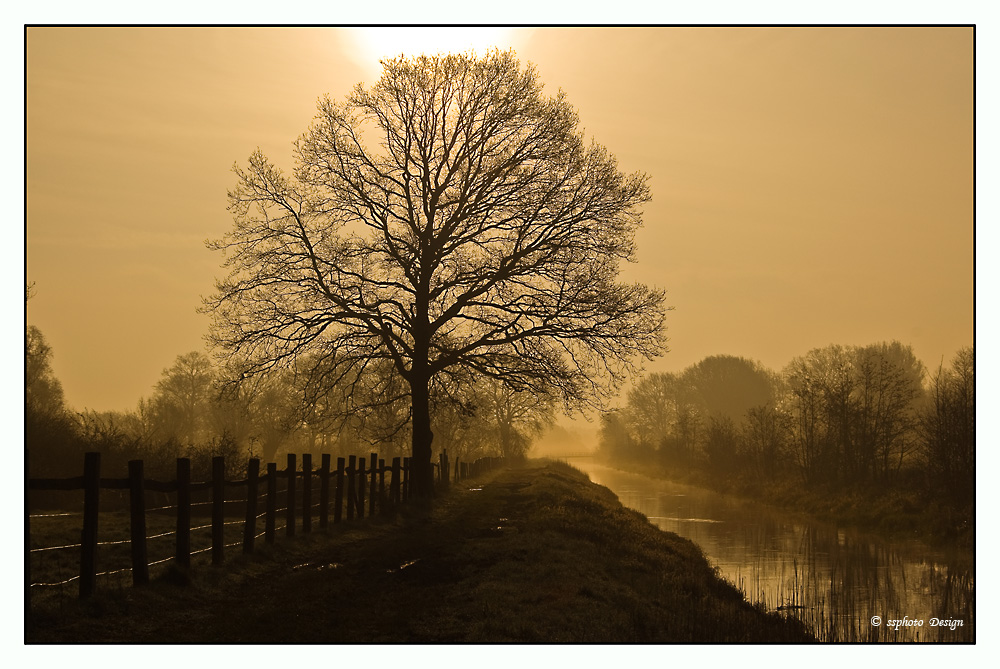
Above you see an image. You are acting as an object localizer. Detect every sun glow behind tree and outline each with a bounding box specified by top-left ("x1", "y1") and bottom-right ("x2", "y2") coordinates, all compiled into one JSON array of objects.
[{"x1": 341, "y1": 27, "x2": 529, "y2": 78}]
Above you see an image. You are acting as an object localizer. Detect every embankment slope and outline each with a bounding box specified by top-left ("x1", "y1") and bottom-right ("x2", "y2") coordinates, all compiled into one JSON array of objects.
[{"x1": 28, "y1": 460, "x2": 813, "y2": 643}]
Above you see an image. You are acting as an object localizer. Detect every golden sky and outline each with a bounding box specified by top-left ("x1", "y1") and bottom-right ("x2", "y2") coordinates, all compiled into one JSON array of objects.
[{"x1": 25, "y1": 26, "x2": 973, "y2": 413}]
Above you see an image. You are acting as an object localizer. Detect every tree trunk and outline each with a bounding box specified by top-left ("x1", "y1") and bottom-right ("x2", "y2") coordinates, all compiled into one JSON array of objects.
[
  {"x1": 409, "y1": 368, "x2": 434, "y2": 498},
  {"x1": 260, "y1": 438, "x2": 280, "y2": 466}
]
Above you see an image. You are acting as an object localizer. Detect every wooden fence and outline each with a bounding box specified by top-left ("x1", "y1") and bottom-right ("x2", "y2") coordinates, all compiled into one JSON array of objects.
[{"x1": 27, "y1": 448, "x2": 506, "y2": 606}]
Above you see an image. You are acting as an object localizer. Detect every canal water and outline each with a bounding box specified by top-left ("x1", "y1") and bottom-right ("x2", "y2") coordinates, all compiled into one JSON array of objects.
[{"x1": 567, "y1": 457, "x2": 974, "y2": 642}]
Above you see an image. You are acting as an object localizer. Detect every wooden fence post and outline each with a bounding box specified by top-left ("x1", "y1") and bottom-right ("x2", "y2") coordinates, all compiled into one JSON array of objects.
[
  {"x1": 359, "y1": 458, "x2": 368, "y2": 519},
  {"x1": 391, "y1": 457, "x2": 401, "y2": 509},
  {"x1": 265, "y1": 462, "x2": 277, "y2": 544},
  {"x1": 378, "y1": 458, "x2": 386, "y2": 516},
  {"x1": 176, "y1": 457, "x2": 191, "y2": 569},
  {"x1": 334, "y1": 457, "x2": 345, "y2": 523},
  {"x1": 346, "y1": 455, "x2": 357, "y2": 520},
  {"x1": 80, "y1": 452, "x2": 100, "y2": 599},
  {"x1": 243, "y1": 458, "x2": 260, "y2": 554},
  {"x1": 369, "y1": 453, "x2": 377, "y2": 516},
  {"x1": 455, "y1": 457, "x2": 460, "y2": 483},
  {"x1": 212, "y1": 456, "x2": 225, "y2": 566},
  {"x1": 302, "y1": 453, "x2": 312, "y2": 533},
  {"x1": 128, "y1": 459, "x2": 149, "y2": 586},
  {"x1": 286, "y1": 454, "x2": 296, "y2": 537},
  {"x1": 440, "y1": 449, "x2": 449, "y2": 491},
  {"x1": 402, "y1": 457, "x2": 410, "y2": 501},
  {"x1": 320, "y1": 454, "x2": 331, "y2": 529}
]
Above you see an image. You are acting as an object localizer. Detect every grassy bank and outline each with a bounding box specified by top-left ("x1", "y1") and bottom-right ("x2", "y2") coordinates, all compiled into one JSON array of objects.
[
  {"x1": 748, "y1": 477, "x2": 974, "y2": 550},
  {"x1": 27, "y1": 460, "x2": 813, "y2": 643},
  {"x1": 599, "y1": 455, "x2": 974, "y2": 551}
]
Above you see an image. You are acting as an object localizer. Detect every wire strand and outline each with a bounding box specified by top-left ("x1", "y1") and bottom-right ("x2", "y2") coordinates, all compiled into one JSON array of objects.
[{"x1": 30, "y1": 542, "x2": 82, "y2": 553}]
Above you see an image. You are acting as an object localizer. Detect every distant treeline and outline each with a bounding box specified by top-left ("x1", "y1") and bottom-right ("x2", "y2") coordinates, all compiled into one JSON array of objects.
[
  {"x1": 26, "y1": 328, "x2": 553, "y2": 481},
  {"x1": 597, "y1": 343, "x2": 974, "y2": 517}
]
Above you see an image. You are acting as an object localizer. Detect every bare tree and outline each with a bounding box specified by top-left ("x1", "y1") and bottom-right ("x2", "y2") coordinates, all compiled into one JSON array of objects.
[
  {"x1": 783, "y1": 357, "x2": 826, "y2": 483},
  {"x1": 146, "y1": 351, "x2": 217, "y2": 447},
  {"x1": 482, "y1": 380, "x2": 555, "y2": 459},
  {"x1": 741, "y1": 404, "x2": 792, "y2": 485},
  {"x1": 25, "y1": 325, "x2": 66, "y2": 420},
  {"x1": 922, "y1": 347, "x2": 974, "y2": 503},
  {"x1": 624, "y1": 372, "x2": 684, "y2": 448},
  {"x1": 206, "y1": 51, "x2": 668, "y2": 496},
  {"x1": 852, "y1": 342, "x2": 924, "y2": 483}
]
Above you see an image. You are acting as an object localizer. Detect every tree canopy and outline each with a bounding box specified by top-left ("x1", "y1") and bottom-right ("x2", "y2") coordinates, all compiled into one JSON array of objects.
[{"x1": 206, "y1": 50, "x2": 668, "y2": 495}]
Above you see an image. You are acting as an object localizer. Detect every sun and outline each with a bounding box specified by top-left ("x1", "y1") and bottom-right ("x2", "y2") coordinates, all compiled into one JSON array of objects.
[{"x1": 342, "y1": 27, "x2": 526, "y2": 78}]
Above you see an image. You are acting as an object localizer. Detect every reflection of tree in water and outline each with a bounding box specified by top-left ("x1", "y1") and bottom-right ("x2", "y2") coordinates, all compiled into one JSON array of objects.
[
  {"x1": 923, "y1": 561, "x2": 975, "y2": 641},
  {"x1": 767, "y1": 526, "x2": 973, "y2": 641},
  {"x1": 581, "y1": 463, "x2": 973, "y2": 642}
]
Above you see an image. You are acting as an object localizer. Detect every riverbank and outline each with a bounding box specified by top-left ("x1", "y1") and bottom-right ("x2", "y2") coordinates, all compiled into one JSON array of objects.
[
  {"x1": 598, "y1": 457, "x2": 974, "y2": 551},
  {"x1": 27, "y1": 459, "x2": 813, "y2": 643}
]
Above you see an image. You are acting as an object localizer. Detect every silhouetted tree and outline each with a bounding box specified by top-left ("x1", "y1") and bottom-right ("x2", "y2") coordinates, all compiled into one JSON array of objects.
[
  {"x1": 146, "y1": 351, "x2": 216, "y2": 447},
  {"x1": 921, "y1": 347, "x2": 974, "y2": 505},
  {"x1": 683, "y1": 355, "x2": 777, "y2": 424},
  {"x1": 741, "y1": 404, "x2": 791, "y2": 485},
  {"x1": 782, "y1": 342, "x2": 924, "y2": 485},
  {"x1": 26, "y1": 325, "x2": 66, "y2": 420},
  {"x1": 206, "y1": 50, "x2": 668, "y2": 496},
  {"x1": 426, "y1": 378, "x2": 553, "y2": 462},
  {"x1": 482, "y1": 380, "x2": 555, "y2": 459},
  {"x1": 702, "y1": 415, "x2": 739, "y2": 476},
  {"x1": 219, "y1": 367, "x2": 303, "y2": 464},
  {"x1": 784, "y1": 357, "x2": 827, "y2": 483},
  {"x1": 852, "y1": 342, "x2": 924, "y2": 483},
  {"x1": 25, "y1": 324, "x2": 81, "y2": 476},
  {"x1": 597, "y1": 410, "x2": 646, "y2": 463},
  {"x1": 625, "y1": 372, "x2": 688, "y2": 448}
]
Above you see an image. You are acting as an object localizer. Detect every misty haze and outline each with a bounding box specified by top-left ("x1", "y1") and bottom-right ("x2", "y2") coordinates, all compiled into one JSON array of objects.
[{"x1": 25, "y1": 26, "x2": 974, "y2": 646}]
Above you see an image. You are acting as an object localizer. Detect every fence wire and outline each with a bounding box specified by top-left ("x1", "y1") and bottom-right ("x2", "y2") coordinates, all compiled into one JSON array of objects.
[{"x1": 29, "y1": 453, "x2": 477, "y2": 596}]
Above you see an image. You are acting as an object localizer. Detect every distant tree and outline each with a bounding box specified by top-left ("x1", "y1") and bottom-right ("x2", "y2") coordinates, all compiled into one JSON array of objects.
[
  {"x1": 625, "y1": 372, "x2": 686, "y2": 448},
  {"x1": 783, "y1": 357, "x2": 827, "y2": 483},
  {"x1": 25, "y1": 324, "x2": 80, "y2": 476},
  {"x1": 702, "y1": 416, "x2": 739, "y2": 476},
  {"x1": 25, "y1": 325, "x2": 66, "y2": 420},
  {"x1": 597, "y1": 410, "x2": 644, "y2": 463},
  {"x1": 428, "y1": 388, "x2": 489, "y2": 462},
  {"x1": 76, "y1": 409, "x2": 174, "y2": 477},
  {"x1": 782, "y1": 342, "x2": 923, "y2": 484},
  {"x1": 206, "y1": 50, "x2": 667, "y2": 496},
  {"x1": 214, "y1": 368, "x2": 303, "y2": 464},
  {"x1": 785, "y1": 345, "x2": 857, "y2": 482},
  {"x1": 482, "y1": 380, "x2": 555, "y2": 459},
  {"x1": 741, "y1": 404, "x2": 791, "y2": 485},
  {"x1": 921, "y1": 347, "x2": 974, "y2": 504},
  {"x1": 852, "y1": 342, "x2": 924, "y2": 482},
  {"x1": 682, "y1": 355, "x2": 777, "y2": 424},
  {"x1": 146, "y1": 351, "x2": 216, "y2": 447}
]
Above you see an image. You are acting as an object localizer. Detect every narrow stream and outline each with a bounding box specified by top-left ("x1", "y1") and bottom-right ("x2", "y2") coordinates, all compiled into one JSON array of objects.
[{"x1": 567, "y1": 457, "x2": 974, "y2": 642}]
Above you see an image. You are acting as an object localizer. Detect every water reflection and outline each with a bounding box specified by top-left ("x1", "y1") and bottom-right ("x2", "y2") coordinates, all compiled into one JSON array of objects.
[{"x1": 572, "y1": 459, "x2": 974, "y2": 642}]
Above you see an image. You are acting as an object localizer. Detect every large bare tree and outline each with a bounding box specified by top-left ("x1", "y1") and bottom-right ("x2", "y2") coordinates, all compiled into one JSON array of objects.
[{"x1": 205, "y1": 51, "x2": 668, "y2": 496}]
